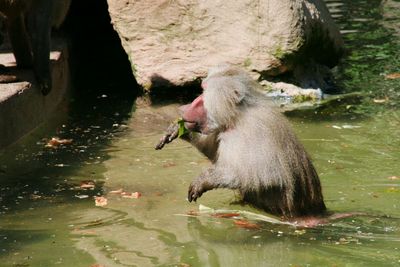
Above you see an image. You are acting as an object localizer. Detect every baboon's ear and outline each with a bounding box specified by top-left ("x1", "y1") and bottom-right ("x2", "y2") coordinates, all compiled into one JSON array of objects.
[{"x1": 233, "y1": 87, "x2": 245, "y2": 104}]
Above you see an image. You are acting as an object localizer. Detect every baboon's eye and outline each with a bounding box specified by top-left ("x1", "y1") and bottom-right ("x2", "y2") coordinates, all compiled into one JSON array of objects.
[{"x1": 233, "y1": 89, "x2": 245, "y2": 104}]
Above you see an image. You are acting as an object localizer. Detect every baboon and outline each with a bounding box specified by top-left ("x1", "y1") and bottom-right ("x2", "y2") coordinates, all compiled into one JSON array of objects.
[
  {"x1": 156, "y1": 65, "x2": 326, "y2": 219},
  {"x1": 0, "y1": 0, "x2": 71, "y2": 95}
]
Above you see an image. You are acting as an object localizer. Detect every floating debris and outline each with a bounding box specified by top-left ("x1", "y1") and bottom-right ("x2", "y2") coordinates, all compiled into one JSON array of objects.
[
  {"x1": 385, "y1": 72, "x2": 400, "y2": 79},
  {"x1": 233, "y1": 219, "x2": 261, "y2": 230},
  {"x1": 294, "y1": 229, "x2": 307, "y2": 235},
  {"x1": 109, "y1": 188, "x2": 124, "y2": 194},
  {"x1": 29, "y1": 194, "x2": 42, "y2": 200},
  {"x1": 54, "y1": 163, "x2": 69, "y2": 167},
  {"x1": 386, "y1": 187, "x2": 399, "y2": 193},
  {"x1": 342, "y1": 125, "x2": 362, "y2": 129},
  {"x1": 45, "y1": 137, "x2": 73, "y2": 148},
  {"x1": 332, "y1": 125, "x2": 361, "y2": 129},
  {"x1": 162, "y1": 162, "x2": 177, "y2": 168},
  {"x1": 94, "y1": 196, "x2": 108, "y2": 206},
  {"x1": 211, "y1": 213, "x2": 240, "y2": 218},
  {"x1": 373, "y1": 97, "x2": 389, "y2": 104},
  {"x1": 108, "y1": 189, "x2": 142, "y2": 199},
  {"x1": 75, "y1": 194, "x2": 89, "y2": 199},
  {"x1": 121, "y1": 192, "x2": 142, "y2": 199},
  {"x1": 80, "y1": 180, "x2": 95, "y2": 190}
]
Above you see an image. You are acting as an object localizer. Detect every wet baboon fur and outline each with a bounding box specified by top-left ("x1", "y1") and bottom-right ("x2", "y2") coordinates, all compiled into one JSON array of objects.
[
  {"x1": 184, "y1": 65, "x2": 326, "y2": 218},
  {"x1": 0, "y1": 0, "x2": 71, "y2": 95}
]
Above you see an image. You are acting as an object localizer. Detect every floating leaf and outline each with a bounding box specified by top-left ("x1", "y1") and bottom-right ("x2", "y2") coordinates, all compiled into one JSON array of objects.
[
  {"x1": 121, "y1": 192, "x2": 142, "y2": 199},
  {"x1": 95, "y1": 196, "x2": 108, "y2": 206},
  {"x1": 45, "y1": 137, "x2": 73, "y2": 148},
  {"x1": 385, "y1": 73, "x2": 400, "y2": 79},
  {"x1": 54, "y1": 163, "x2": 69, "y2": 167},
  {"x1": 373, "y1": 97, "x2": 389, "y2": 103},
  {"x1": 294, "y1": 229, "x2": 306, "y2": 235},
  {"x1": 80, "y1": 180, "x2": 95, "y2": 189},
  {"x1": 109, "y1": 188, "x2": 124, "y2": 194},
  {"x1": 29, "y1": 194, "x2": 42, "y2": 200},
  {"x1": 75, "y1": 194, "x2": 89, "y2": 199},
  {"x1": 386, "y1": 187, "x2": 399, "y2": 193},
  {"x1": 234, "y1": 219, "x2": 261, "y2": 230},
  {"x1": 332, "y1": 125, "x2": 361, "y2": 129},
  {"x1": 186, "y1": 210, "x2": 199, "y2": 216},
  {"x1": 198, "y1": 204, "x2": 213, "y2": 212},
  {"x1": 162, "y1": 162, "x2": 177, "y2": 168},
  {"x1": 342, "y1": 124, "x2": 361, "y2": 129}
]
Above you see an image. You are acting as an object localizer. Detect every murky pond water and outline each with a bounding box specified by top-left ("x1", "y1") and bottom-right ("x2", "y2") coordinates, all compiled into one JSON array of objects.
[{"x1": 1, "y1": 0, "x2": 400, "y2": 266}]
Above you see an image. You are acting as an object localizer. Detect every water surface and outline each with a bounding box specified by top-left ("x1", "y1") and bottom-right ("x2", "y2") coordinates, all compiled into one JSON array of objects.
[{"x1": 1, "y1": 0, "x2": 400, "y2": 266}]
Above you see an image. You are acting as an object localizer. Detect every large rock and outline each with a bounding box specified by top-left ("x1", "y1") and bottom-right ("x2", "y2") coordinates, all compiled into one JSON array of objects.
[{"x1": 107, "y1": 0, "x2": 343, "y2": 89}]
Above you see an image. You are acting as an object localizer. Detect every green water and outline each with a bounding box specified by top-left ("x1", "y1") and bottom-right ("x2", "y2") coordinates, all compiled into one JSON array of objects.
[{"x1": 1, "y1": 0, "x2": 400, "y2": 266}]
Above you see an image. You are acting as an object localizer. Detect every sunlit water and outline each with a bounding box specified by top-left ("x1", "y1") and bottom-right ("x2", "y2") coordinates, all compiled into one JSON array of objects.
[{"x1": 1, "y1": 0, "x2": 400, "y2": 266}]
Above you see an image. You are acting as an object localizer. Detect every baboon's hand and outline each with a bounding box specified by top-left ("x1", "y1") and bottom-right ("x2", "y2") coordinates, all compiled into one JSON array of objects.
[
  {"x1": 155, "y1": 123, "x2": 179, "y2": 150},
  {"x1": 188, "y1": 170, "x2": 216, "y2": 202},
  {"x1": 188, "y1": 181, "x2": 204, "y2": 202}
]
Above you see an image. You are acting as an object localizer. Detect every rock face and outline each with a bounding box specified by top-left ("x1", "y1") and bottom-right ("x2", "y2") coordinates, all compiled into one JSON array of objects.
[{"x1": 107, "y1": 0, "x2": 343, "y2": 89}]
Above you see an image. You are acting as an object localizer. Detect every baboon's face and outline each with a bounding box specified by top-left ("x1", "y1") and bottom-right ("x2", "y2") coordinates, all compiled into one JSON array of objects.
[{"x1": 180, "y1": 93, "x2": 209, "y2": 133}]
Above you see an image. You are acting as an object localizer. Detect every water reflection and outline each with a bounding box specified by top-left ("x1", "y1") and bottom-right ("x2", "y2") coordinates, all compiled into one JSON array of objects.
[
  {"x1": 186, "y1": 214, "x2": 399, "y2": 266},
  {"x1": 328, "y1": 0, "x2": 400, "y2": 108}
]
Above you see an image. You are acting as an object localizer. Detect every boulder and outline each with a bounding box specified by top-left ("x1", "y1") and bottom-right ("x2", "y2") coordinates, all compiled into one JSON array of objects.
[{"x1": 107, "y1": 0, "x2": 343, "y2": 90}]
